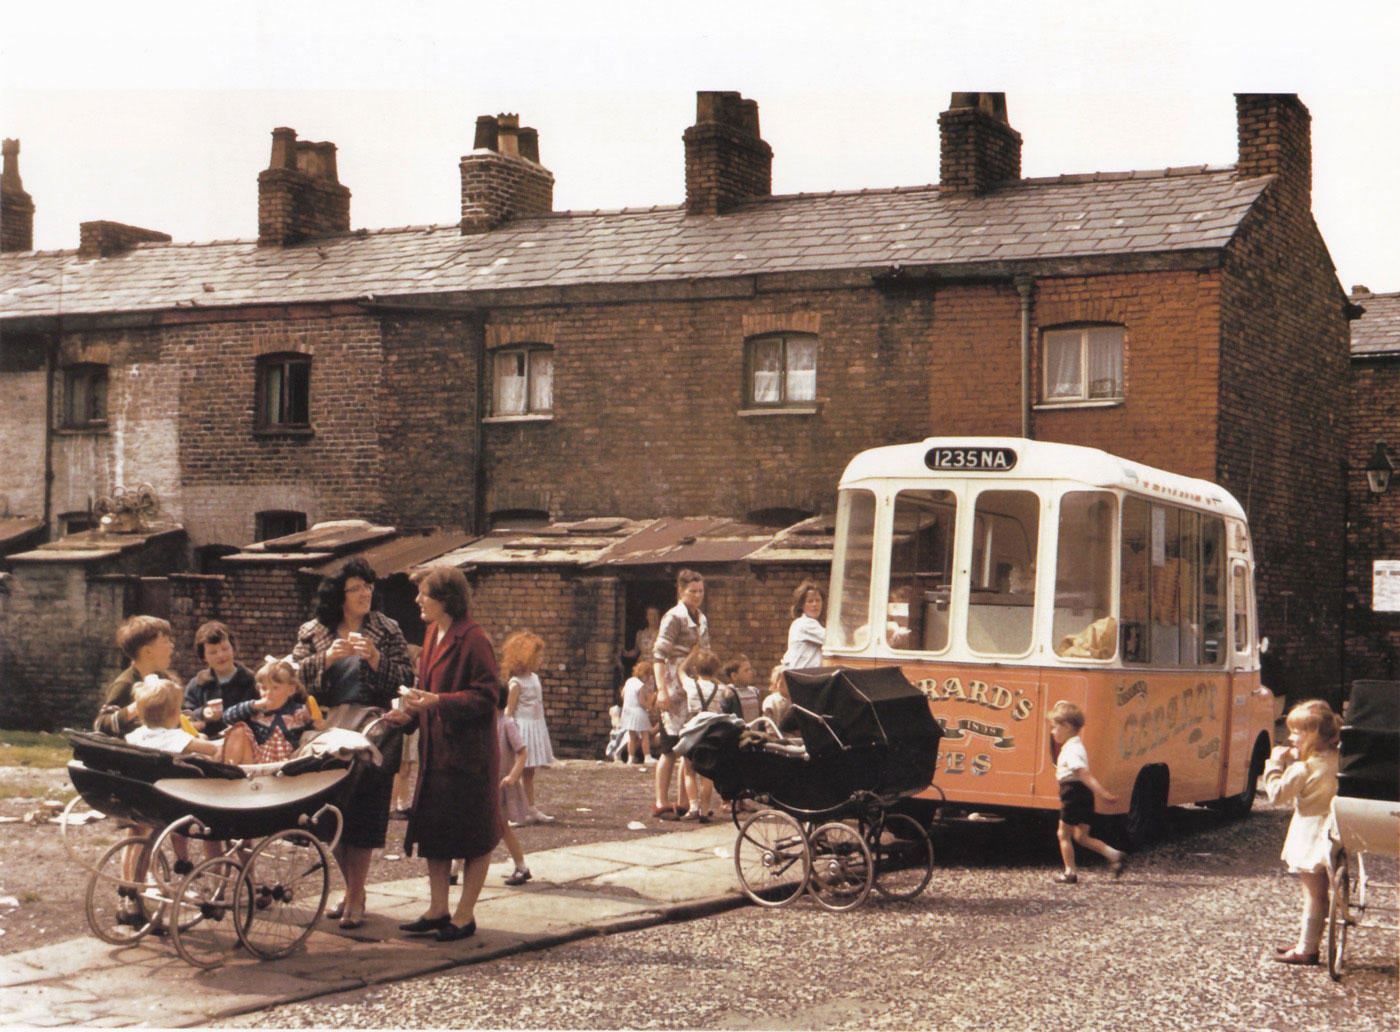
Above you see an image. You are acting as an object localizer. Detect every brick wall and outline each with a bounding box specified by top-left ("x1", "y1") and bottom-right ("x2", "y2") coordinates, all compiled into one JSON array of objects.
[
  {"x1": 480, "y1": 289, "x2": 932, "y2": 522},
  {"x1": 1218, "y1": 196, "x2": 1350, "y2": 705},
  {"x1": 378, "y1": 313, "x2": 482, "y2": 531},
  {"x1": 0, "y1": 532, "x2": 187, "y2": 730},
  {"x1": 0, "y1": 333, "x2": 46, "y2": 519},
  {"x1": 169, "y1": 563, "x2": 317, "y2": 682},
  {"x1": 459, "y1": 152, "x2": 554, "y2": 233},
  {"x1": 938, "y1": 94, "x2": 1022, "y2": 195},
  {"x1": 1344, "y1": 356, "x2": 1400, "y2": 681}
]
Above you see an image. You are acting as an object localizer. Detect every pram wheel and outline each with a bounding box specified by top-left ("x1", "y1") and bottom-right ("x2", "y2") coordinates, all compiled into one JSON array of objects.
[
  {"x1": 866, "y1": 813, "x2": 934, "y2": 901},
  {"x1": 85, "y1": 835, "x2": 166, "y2": 945},
  {"x1": 735, "y1": 810, "x2": 811, "y2": 907},
  {"x1": 1327, "y1": 856, "x2": 1350, "y2": 982},
  {"x1": 807, "y1": 822, "x2": 873, "y2": 911},
  {"x1": 234, "y1": 828, "x2": 331, "y2": 960},
  {"x1": 171, "y1": 857, "x2": 249, "y2": 968},
  {"x1": 59, "y1": 794, "x2": 112, "y2": 875}
]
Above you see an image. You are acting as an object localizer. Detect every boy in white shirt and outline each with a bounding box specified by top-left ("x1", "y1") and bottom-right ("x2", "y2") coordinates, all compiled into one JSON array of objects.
[
  {"x1": 1047, "y1": 700, "x2": 1126, "y2": 884},
  {"x1": 125, "y1": 676, "x2": 252, "y2": 764}
]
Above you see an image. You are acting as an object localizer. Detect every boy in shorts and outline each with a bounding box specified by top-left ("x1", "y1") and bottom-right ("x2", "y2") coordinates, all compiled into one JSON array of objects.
[{"x1": 1048, "y1": 700, "x2": 1126, "y2": 884}]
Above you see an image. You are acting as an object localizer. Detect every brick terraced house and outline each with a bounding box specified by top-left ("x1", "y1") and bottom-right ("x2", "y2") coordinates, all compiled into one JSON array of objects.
[
  {"x1": 1344, "y1": 288, "x2": 1400, "y2": 683},
  {"x1": 0, "y1": 92, "x2": 1360, "y2": 744}
]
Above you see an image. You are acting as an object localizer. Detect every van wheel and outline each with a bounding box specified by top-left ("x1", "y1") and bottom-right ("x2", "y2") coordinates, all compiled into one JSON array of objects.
[
  {"x1": 1124, "y1": 767, "x2": 1168, "y2": 851},
  {"x1": 1214, "y1": 737, "x2": 1269, "y2": 818}
]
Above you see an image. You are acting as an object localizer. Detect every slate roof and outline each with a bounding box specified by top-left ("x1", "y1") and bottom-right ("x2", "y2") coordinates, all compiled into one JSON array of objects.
[
  {"x1": 1351, "y1": 292, "x2": 1400, "y2": 356},
  {"x1": 0, "y1": 166, "x2": 1269, "y2": 320}
]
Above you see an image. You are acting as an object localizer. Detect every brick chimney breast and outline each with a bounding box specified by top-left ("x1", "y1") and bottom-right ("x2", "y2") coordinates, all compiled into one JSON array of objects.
[
  {"x1": 460, "y1": 113, "x2": 554, "y2": 235},
  {"x1": 938, "y1": 92, "x2": 1022, "y2": 195},
  {"x1": 683, "y1": 91, "x2": 773, "y2": 216},
  {"x1": 1235, "y1": 93, "x2": 1311, "y2": 211},
  {"x1": 2, "y1": 138, "x2": 35, "y2": 253},
  {"x1": 257, "y1": 127, "x2": 351, "y2": 247},
  {"x1": 78, "y1": 220, "x2": 171, "y2": 259}
]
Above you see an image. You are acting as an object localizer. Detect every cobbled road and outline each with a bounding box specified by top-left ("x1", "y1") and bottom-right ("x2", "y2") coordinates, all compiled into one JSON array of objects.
[{"x1": 227, "y1": 802, "x2": 1397, "y2": 1031}]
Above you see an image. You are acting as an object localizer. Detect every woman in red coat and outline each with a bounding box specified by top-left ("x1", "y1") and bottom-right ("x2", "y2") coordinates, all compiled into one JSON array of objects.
[{"x1": 387, "y1": 566, "x2": 502, "y2": 942}]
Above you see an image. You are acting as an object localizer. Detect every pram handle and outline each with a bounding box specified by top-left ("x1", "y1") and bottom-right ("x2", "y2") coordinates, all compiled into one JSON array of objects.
[{"x1": 303, "y1": 803, "x2": 344, "y2": 852}]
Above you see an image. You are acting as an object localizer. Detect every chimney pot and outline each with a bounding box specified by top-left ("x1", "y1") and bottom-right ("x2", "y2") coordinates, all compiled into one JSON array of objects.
[
  {"x1": 1351, "y1": 285, "x2": 1371, "y2": 296},
  {"x1": 473, "y1": 115, "x2": 499, "y2": 152}
]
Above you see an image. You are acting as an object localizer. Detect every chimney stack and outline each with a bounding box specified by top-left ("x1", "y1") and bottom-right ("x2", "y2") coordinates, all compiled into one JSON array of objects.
[
  {"x1": 938, "y1": 92, "x2": 1021, "y2": 195},
  {"x1": 1235, "y1": 94, "x2": 1311, "y2": 211},
  {"x1": 460, "y1": 113, "x2": 554, "y2": 235},
  {"x1": 78, "y1": 220, "x2": 171, "y2": 259},
  {"x1": 257, "y1": 127, "x2": 351, "y2": 247},
  {"x1": 683, "y1": 91, "x2": 772, "y2": 215},
  {"x1": 2, "y1": 138, "x2": 35, "y2": 252}
]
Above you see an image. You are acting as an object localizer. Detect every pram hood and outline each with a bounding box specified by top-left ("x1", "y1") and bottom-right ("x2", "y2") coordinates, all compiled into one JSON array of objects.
[
  {"x1": 1338, "y1": 679, "x2": 1399, "y2": 802},
  {"x1": 784, "y1": 666, "x2": 939, "y2": 762}
]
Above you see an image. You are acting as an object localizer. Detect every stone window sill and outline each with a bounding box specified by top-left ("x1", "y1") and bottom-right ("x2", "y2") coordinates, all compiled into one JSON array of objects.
[
  {"x1": 1034, "y1": 398, "x2": 1124, "y2": 412},
  {"x1": 253, "y1": 425, "x2": 315, "y2": 439},
  {"x1": 737, "y1": 405, "x2": 820, "y2": 418},
  {"x1": 54, "y1": 425, "x2": 110, "y2": 436},
  {"x1": 483, "y1": 413, "x2": 554, "y2": 424}
]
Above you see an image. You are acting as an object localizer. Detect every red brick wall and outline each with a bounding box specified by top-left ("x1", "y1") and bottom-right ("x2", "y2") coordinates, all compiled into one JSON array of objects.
[
  {"x1": 1345, "y1": 357, "x2": 1400, "y2": 682},
  {"x1": 459, "y1": 152, "x2": 554, "y2": 233},
  {"x1": 168, "y1": 564, "x2": 316, "y2": 682},
  {"x1": 1218, "y1": 197, "x2": 1350, "y2": 704},
  {"x1": 480, "y1": 290, "x2": 933, "y2": 522}
]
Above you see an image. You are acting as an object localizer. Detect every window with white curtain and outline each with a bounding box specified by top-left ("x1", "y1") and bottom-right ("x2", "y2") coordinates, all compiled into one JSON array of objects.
[
  {"x1": 1043, "y1": 326, "x2": 1124, "y2": 402},
  {"x1": 746, "y1": 333, "x2": 817, "y2": 407},
  {"x1": 492, "y1": 346, "x2": 554, "y2": 416}
]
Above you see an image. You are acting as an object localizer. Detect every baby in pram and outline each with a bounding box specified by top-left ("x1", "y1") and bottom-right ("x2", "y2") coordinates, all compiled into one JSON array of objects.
[{"x1": 125, "y1": 657, "x2": 325, "y2": 766}]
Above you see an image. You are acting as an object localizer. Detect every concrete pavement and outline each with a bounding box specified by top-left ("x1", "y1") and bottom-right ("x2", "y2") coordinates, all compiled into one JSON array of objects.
[{"x1": 0, "y1": 823, "x2": 742, "y2": 1028}]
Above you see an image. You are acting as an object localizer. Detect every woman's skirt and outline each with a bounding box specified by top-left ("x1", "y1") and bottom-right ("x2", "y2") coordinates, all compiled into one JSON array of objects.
[
  {"x1": 516, "y1": 716, "x2": 556, "y2": 768},
  {"x1": 406, "y1": 769, "x2": 502, "y2": 861},
  {"x1": 340, "y1": 767, "x2": 394, "y2": 850}
]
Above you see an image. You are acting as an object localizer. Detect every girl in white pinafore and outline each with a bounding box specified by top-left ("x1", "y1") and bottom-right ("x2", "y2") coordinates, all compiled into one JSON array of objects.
[
  {"x1": 501, "y1": 631, "x2": 556, "y2": 823},
  {"x1": 1262, "y1": 699, "x2": 1341, "y2": 966}
]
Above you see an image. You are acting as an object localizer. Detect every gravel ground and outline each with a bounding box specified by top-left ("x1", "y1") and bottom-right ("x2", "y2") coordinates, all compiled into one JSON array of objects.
[{"x1": 227, "y1": 803, "x2": 1399, "y2": 1032}]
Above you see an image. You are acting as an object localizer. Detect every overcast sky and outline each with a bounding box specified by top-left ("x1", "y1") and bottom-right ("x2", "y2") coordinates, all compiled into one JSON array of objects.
[{"x1": 4, "y1": 1, "x2": 1398, "y2": 293}]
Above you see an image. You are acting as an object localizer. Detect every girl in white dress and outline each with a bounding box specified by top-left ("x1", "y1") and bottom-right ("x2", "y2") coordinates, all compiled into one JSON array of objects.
[
  {"x1": 502, "y1": 631, "x2": 557, "y2": 823},
  {"x1": 1263, "y1": 699, "x2": 1341, "y2": 965},
  {"x1": 620, "y1": 659, "x2": 656, "y2": 764}
]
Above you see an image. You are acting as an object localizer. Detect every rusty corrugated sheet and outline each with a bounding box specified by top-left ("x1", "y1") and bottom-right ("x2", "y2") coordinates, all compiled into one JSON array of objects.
[
  {"x1": 0, "y1": 517, "x2": 44, "y2": 553},
  {"x1": 590, "y1": 517, "x2": 772, "y2": 567},
  {"x1": 301, "y1": 530, "x2": 476, "y2": 577}
]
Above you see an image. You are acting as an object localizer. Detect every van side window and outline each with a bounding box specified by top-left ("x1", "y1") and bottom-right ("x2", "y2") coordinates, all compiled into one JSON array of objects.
[
  {"x1": 888, "y1": 489, "x2": 957, "y2": 652},
  {"x1": 966, "y1": 490, "x2": 1039, "y2": 656}
]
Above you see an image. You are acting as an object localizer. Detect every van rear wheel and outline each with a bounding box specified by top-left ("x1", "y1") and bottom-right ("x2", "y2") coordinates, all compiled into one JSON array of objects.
[
  {"x1": 1124, "y1": 767, "x2": 1168, "y2": 851},
  {"x1": 1214, "y1": 737, "x2": 1269, "y2": 818}
]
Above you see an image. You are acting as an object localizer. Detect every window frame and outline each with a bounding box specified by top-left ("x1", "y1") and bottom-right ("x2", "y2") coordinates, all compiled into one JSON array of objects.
[
  {"x1": 489, "y1": 345, "x2": 554, "y2": 418},
  {"x1": 1041, "y1": 324, "x2": 1125, "y2": 405},
  {"x1": 61, "y1": 363, "x2": 109, "y2": 430},
  {"x1": 743, "y1": 332, "x2": 818, "y2": 409},
  {"x1": 254, "y1": 352, "x2": 312, "y2": 432},
  {"x1": 255, "y1": 509, "x2": 308, "y2": 542}
]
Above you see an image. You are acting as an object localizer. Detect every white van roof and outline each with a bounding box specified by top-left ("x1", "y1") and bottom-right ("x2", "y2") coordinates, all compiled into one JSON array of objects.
[{"x1": 839, "y1": 437, "x2": 1246, "y2": 520}]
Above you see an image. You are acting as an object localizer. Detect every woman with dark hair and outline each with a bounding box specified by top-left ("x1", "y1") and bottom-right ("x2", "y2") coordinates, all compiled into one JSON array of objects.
[
  {"x1": 384, "y1": 565, "x2": 501, "y2": 941},
  {"x1": 781, "y1": 579, "x2": 826, "y2": 671},
  {"x1": 292, "y1": 556, "x2": 414, "y2": 929}
]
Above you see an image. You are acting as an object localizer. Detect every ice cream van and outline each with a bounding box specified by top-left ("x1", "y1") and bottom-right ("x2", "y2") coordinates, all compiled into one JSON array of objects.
[{"x1": 824, "y1": 437, "x2": 1276, "y2": 843}]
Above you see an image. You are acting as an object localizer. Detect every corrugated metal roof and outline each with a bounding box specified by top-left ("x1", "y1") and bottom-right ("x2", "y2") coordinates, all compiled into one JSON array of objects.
[
  {"x1": 1351, "y1": 291, "x2": 1400, "y2": 356},
  {"x1": 0, "y1": 168, "x2": 1269, "y2": 319},
  {"x1": 590, "y1": 517, "x2": 772, "y2": 567},
  {"x1": 301, "y1": 529, "x2": 475, "y2": 577},
  {"x1": 0, "y1": 517, "x2": 45, "y2": 553},
  {"x1": 240, "y1": 520, "x2": 397, "y2": 555}
]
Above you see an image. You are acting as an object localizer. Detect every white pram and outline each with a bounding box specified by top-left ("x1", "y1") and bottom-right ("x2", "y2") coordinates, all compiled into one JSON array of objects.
[{"x1": 1324, "y1": 679, "x2": 1399, "y2": 982}]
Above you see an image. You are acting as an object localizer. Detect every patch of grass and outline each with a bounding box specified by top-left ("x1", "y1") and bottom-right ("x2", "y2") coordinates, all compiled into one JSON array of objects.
[
  {"x1": 17, "y1": 891, "x2": 41, "y2": 905},
  {"x1": 0, "y1": 731, "x2": 73, "y2": 769}
]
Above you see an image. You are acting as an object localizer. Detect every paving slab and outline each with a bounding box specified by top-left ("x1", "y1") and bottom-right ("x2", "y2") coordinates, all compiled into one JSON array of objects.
[
  {"x1": 589, "y1": 856, "x2": 738, "y2": 902},
  {"x1": 562, "y1": 839, "x2": 708, "y2": 867}
]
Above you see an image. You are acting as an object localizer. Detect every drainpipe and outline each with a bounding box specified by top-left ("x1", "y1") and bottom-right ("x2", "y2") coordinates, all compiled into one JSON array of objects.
[
  {"x1": 42, "y1": 329, "x2": 58, "y2": 534},
  {"x1": 1014, "y1": 276, "x2": 1035, "y2": 439}
]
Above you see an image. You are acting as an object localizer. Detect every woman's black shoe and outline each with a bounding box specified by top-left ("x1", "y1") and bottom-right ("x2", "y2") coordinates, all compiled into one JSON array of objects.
[
  {"x1": 436, "y1": 920, "x2": 477, "y2": 942},
  {"x1": 399, "y1": 915, "x2": 452, "y2": 934}
]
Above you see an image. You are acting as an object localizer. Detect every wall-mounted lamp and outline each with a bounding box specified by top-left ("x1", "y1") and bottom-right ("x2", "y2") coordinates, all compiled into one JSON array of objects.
[{"x1": 1364, "y1": 440, "x2": 1395, "y2": 498}]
